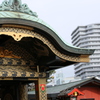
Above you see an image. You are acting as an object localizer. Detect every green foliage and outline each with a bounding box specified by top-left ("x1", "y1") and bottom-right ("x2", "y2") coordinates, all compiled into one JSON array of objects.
[{"x1": 47, "y1": 70, "x2": 56, "y2": 83}]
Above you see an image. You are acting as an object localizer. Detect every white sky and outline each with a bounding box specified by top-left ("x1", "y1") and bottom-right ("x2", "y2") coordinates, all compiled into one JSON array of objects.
[{"x1": 0, "y1": 0, "x2": 100, "y2": 78}]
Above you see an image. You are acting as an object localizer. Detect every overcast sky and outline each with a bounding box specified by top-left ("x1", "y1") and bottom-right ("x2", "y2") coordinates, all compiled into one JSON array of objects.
[{"x1": 0, "y1": 0, "x2": 100, "y2": 78}]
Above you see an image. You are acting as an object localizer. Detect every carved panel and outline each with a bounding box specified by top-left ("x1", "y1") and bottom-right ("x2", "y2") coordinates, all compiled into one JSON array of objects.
[
  {"x1": 19, "y1": 83, "x2": 28, "y2": 100},
  {"x1": 5, "y1": 41, "x2": 35, "y2": 60},
  {"x1": 0, "y1": 47, "x2": 21, "y2": 58},
  {"x1": 40, "y1": 84, "x2": 47, "y2": 100},
  {"x1": 0, "y1": 27, "x2": 89, "y2": 62},
  {"x1": 40, "y1": 92, "x2": 47, "y2": 100},
  {"x1": 0, "y1": 65, "x2": 46, "y2": 77}
]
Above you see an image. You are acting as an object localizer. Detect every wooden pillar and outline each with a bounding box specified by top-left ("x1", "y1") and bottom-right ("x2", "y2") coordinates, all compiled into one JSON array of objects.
[
  {"x1": 35, "y1": 78, "x2": 47, "y2": 100},
  {"x1": 19, "y1": 83, "x2": 28, "y2": 100}
]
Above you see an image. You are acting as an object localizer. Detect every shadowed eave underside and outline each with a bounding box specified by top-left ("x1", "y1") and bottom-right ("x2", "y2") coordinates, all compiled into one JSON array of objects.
[{"x1": 0, "y1": 11, "x2": 95, "y2": 56}]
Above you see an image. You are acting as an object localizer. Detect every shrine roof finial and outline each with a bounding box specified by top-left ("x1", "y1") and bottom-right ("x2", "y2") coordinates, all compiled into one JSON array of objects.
[{"x1": 0, "y1": 0, "x2": 38, "y2": 17}]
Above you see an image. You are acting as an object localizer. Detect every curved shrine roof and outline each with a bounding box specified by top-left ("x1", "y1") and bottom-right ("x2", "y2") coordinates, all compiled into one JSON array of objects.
[
  {"x1": 0, "y1": 0, "x2": 95, "y2": 70},
  {"x1": 0, "y1": 12, "x2": 94, "y2": 55}
]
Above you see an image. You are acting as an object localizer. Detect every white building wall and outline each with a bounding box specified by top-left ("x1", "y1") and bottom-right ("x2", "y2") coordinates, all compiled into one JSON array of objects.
[{"x1": 71, "y1": 24, "x2": 100, "y2": 79}]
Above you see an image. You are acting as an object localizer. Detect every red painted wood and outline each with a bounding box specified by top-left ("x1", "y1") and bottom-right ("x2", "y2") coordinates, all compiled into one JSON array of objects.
[
  {"x1": 68, "y1": 88, "x2": 84, "y2": 96},
  {"x1": 77, "y1": 86, "x2": 100, "y2": 100}
]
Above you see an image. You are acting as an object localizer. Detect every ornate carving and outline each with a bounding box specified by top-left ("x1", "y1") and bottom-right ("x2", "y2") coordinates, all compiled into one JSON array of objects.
[
  {"x1": 9, "y1": 0, "x2": 22, "y2": 8},
  {"x1": 0, "y1": 27, "x2": 89, "y2": 62},
  {"x1": 35, "y1": 79, "x2": 47, "y2": 100},
  {"x1": 39, "y1": 83, "x2": 47, "y2": 100},
  {"x1": 0, "y1": 47, "x2": 21, "y2": 58},
  {"x1": 19, "y1": 83, "x2": 28, "y2": 100},
  {"x1": 40, "y1": 84, "x2": 46, "y2": 92},
  {"x1": 0, "y1": 0, "x2": 38, "y2": 17},
  {"x1": 40, "y1": 91, "x2": 47, "y2": 100},
  {"x1": 0, "y1": 65, "x2": 46, "y2": 77}
]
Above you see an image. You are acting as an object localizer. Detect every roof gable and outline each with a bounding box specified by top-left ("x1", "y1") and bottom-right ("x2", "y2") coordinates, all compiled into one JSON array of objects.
[
  {"x1": 58, "y1": 77, "x2": 100, "y2": 96},
  {"x1": 68, "y1": 88, "x2": 84, "y2": 96}
]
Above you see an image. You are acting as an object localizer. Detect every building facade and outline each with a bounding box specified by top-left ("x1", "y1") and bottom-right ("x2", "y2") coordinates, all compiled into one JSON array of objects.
[
  {"x1": 71, "y1": 24, "x2": 100, "y2": 79},
  {"x1": 29, "y1": 77, "x2": 100, "y2": 100},
  {"x1": 56, "y1": 70, "x2": 64, "y2": 85},
  {"x1": 58, "y1": 77, "x2": 100, "y2": 100}
]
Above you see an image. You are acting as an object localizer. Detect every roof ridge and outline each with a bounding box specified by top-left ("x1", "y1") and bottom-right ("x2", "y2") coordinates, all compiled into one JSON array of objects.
[
  {"x1": 47, "y1": 78, "x2": 93, "y2": 88},
  {"x1": 0, "y1": 0, "x2": 38, "y2": 17}
]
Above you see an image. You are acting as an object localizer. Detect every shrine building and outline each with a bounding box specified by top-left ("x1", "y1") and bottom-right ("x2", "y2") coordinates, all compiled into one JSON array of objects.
[{"x1": 0, "y1": 0, "x2": 94, "y2": 100}]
